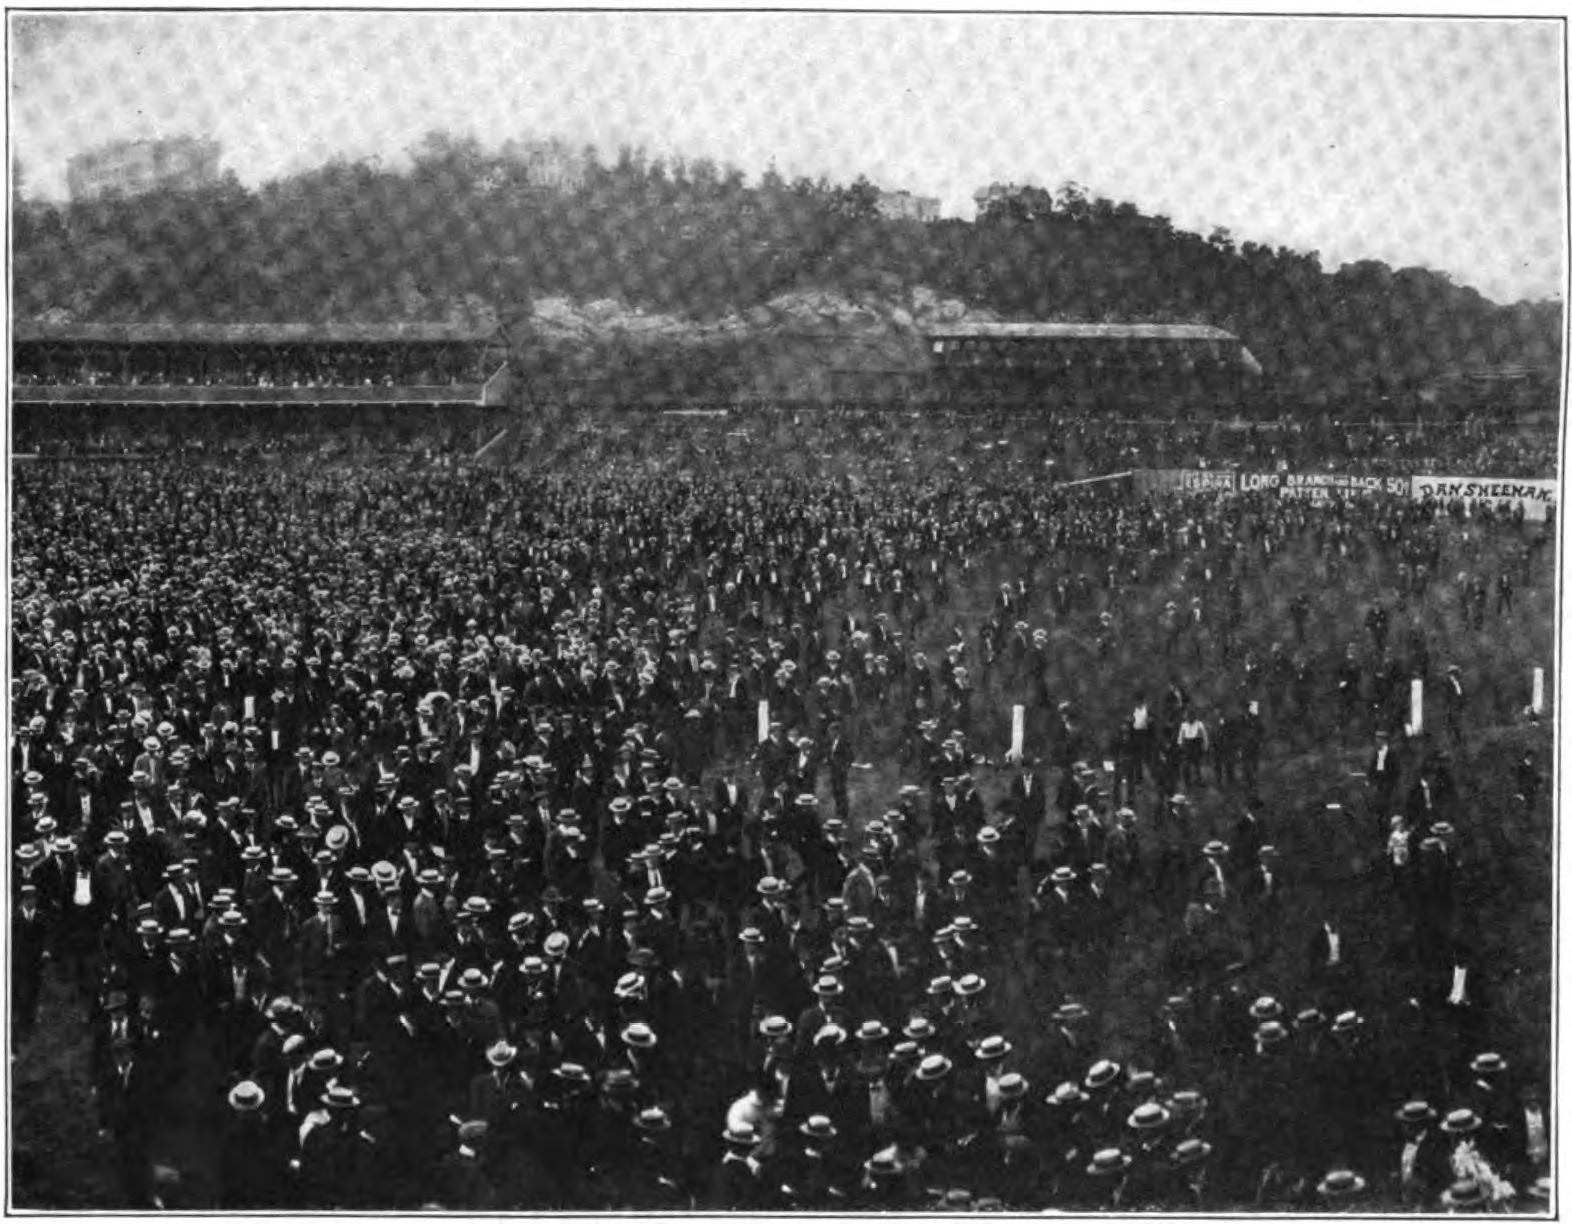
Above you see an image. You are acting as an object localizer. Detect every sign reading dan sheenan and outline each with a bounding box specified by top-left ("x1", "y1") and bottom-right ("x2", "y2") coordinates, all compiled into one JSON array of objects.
[{"x1": 1411, "y1": 476, "x2": 1558, "y2": 520}]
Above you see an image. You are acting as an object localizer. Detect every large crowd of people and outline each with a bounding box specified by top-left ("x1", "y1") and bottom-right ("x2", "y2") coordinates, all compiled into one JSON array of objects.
[
  {"x1": 12, "y1": 405, "x2": 1561, "y2": 481},
  {"x1": 12, "y1": 349, "x2": 494, "y2": 390},
  {"x1": 9, "y1": 418, "x2": 1555, "y2": 1211}
]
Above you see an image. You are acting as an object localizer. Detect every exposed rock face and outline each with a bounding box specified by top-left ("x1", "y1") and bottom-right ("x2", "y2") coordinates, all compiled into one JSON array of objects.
[{"x1": 520, "y1": 287, "x2": 998, "y2": 400}]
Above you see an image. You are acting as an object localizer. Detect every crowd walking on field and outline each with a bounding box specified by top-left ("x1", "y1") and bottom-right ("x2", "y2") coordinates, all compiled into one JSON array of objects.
[{"x1": 9, "y1": 431, "x2": 1554, "y2": 1210}]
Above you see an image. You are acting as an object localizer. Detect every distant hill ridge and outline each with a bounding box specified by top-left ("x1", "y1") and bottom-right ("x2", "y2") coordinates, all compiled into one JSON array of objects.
[{"x1": 13, "y1": 131, "x2": 1562, "y2": 397}]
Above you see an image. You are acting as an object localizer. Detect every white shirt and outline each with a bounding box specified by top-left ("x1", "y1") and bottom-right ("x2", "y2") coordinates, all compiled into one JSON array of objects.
[
  {"x1": 1401, "y1": 1138, "x2": 1421, "y2": 1186},
  {"x1": 1525, "y1": 1106, "x2": 1548, "y2": 1163}
]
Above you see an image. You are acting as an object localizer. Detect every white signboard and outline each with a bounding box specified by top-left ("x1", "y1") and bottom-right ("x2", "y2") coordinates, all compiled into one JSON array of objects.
[{"x1": 1411, "y1": 476, "x2": 1557, "y2": 521}]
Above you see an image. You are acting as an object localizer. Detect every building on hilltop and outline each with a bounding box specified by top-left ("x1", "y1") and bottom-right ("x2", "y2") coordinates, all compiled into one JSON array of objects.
[
  {"x1": 876, "y1": 189, "x2": 941, "y2": 223},
  {"x1": 66, "y1": 137, "x2": 222, "y2": 202}
]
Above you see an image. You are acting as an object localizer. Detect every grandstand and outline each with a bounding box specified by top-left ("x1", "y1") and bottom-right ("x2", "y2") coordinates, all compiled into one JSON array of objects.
[
  {"x1": 11, "y1": 322, "x2": 513, "y2": 453},
  {"x1": 926, "y1": 322, "x2": 1264, "y2": 412}
]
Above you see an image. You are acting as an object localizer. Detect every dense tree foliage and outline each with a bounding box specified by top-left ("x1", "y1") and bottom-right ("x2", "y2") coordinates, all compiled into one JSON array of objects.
[{"x1": 13, "y1": 133, "x2": 1562, "y2": 394}]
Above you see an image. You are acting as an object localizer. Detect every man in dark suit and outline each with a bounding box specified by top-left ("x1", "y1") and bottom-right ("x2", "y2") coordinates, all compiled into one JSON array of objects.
[
  {"x1": 1367, "y1": 729, "x2": 1400, "y2": 818},
  {"x1": 365, "y1": 881, "x2": 416, "y2": 962},
  {"x1": 467, "y1": 1040, "x2": 532, "y2": 1135},
  {"x1": 1391, "y1": 1101, "x2": 1453, "y2": 1207},
  {"x1": 12, "y1": 884, "x2": 50, "y2": 1045},
  {"x1": 98, "y1": 1032, "x2": 159, "y2": 1206}
]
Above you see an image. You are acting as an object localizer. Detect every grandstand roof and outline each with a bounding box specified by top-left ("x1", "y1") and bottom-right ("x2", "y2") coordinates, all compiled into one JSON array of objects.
[
  {"x1": 12, "y1": 385, "x2": 486, "y2": 407},
  {"x1": 13, "y1": 322, "x2": 500, "y2": 345},
  {"x1": 926, "y1": 322, "x2": 1241, "y2": 342}
]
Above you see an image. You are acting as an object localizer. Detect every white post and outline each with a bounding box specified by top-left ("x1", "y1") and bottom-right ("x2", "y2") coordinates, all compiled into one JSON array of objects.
[
  {"x1": 757, "y1": 700, "x2": 770, "y2": 745},
  {"x1": 1533, "y1": 667, "x2": 1545, "y2": 715},
  {"x1": 1009, "y1": 705, "x2": 1024, "y2": 762},
  {"x1": 1410, "y1": 678, "x2": 1424, "y2": 735}
]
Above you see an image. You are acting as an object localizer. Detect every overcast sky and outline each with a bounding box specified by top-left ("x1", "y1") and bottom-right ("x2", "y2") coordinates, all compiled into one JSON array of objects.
[{"x1": 10, "y1": 12, "x2": 1566, "y2": 303}]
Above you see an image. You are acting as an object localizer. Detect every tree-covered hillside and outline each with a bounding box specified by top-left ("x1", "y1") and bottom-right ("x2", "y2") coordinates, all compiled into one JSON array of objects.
[{"x1": 12, "y1": 132, "x2": 1563, "y2": 397}]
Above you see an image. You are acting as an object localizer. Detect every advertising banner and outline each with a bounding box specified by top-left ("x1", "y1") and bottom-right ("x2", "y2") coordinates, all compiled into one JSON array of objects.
[
  {"x1": 1410, "y1": 475, "x2": 1557, "y2": 521},
  {"x1": 1137, "y1": 469, "x2": 1238, "y2": 493},
  {"x1": 1236, "y1": 471, "x2": 1409, "y2": 500},
  {"x1": 1132, "y1": 470, "x2": 1557, "y2": 520}
]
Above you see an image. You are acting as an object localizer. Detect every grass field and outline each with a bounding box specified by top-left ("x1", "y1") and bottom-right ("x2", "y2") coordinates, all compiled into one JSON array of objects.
[{"x1": 10, "y1": 509, "x2": 1555, "y2": 1209}]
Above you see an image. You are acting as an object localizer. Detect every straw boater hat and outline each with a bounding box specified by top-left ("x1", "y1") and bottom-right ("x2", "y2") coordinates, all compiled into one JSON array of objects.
[
  {"x1": 1441, "y1": 1179, "x2": 1490, "y2": 1210},
  {"x1": 621, "y1": 1023, "x2": 658, "y2": 1050},
  {"x1": 1172, "y1": 1138, "x2": 1213, "y2": 1166},
  {"x1": 1249, "y1": 995, "x2": 1283, "y2": 1021},
  {"x1": 1317, "y1": 1169, "x2": 1367, "y2": 1198},
  {"x1": 1128, "y1": 1102, "x2": 1171, "y2": 1131},
  {"x1": 1049, "y1": 1082, "x2": 1089, "y2": 1107},
  {"x1": 1087, "y1": 1149, "x2": 1131, "y2": 1177},
  {"x1": 1396, "y1": 1101, "x2": 1437, "y2": 1126},
  {"x1": 1085, "y1": 1059, "x2": 1122, "y2": 1091},
  {"x1": 227, "y1": 1081, "x2": 266, "y2": 1112},
  {"x1": 486, "y1": 1041, "x2": 517, "y2": 1067},
  {"x1": 722, "y1": 1122, "x2": 759, "y2": 1149},
  {"x1": 799, "y1": 1115, "x2": 837, "y2": 1142}
]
